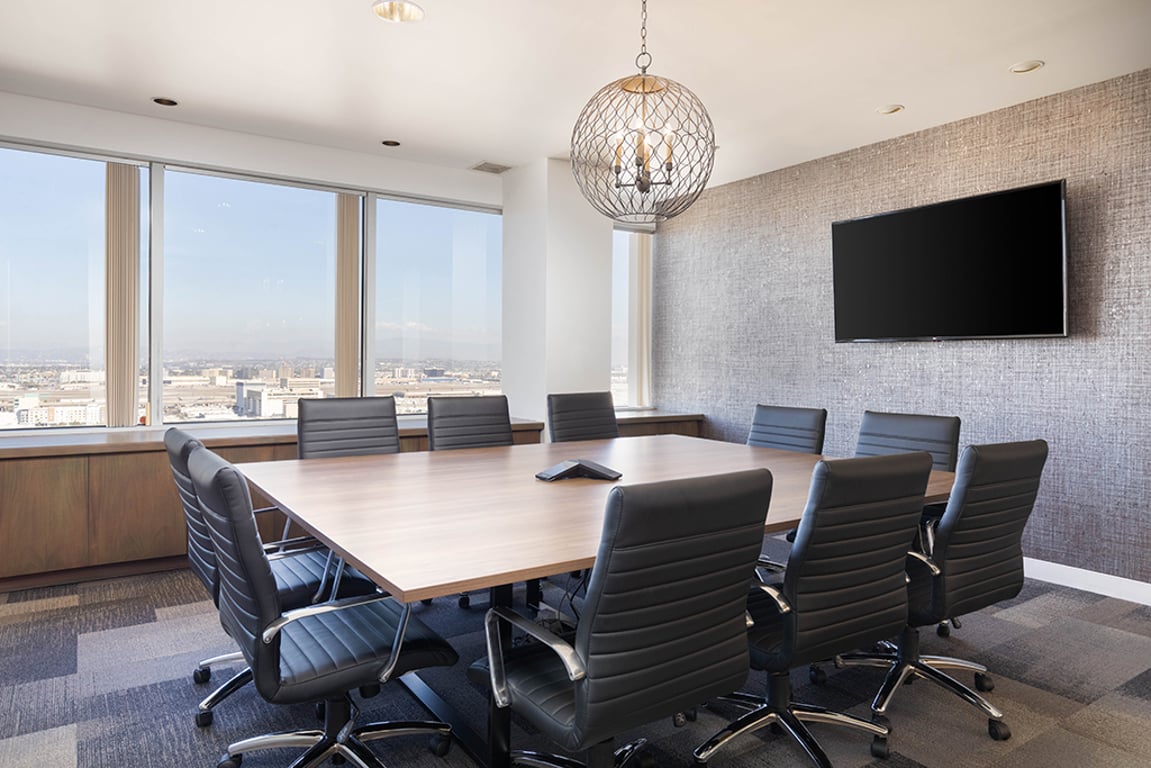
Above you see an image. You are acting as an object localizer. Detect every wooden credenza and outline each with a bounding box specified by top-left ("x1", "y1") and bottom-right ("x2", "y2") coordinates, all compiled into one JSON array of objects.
[{"x1": 0, "y1": 411, "x2": 703, "y2": 590}]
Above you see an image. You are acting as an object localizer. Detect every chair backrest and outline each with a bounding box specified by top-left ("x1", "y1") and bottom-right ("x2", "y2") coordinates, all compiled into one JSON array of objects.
[
  {"x1": 928, "y1": 440, "x2": 1049, "y2": 620},
  {"x1": 188, "y1": 446, "x2": 283, "y2": 698},
  {"x1": 297, "y1": 396, "x2": 401, "y2": 458},
  {"x1": 426, "y1": 395, "x2": 514, "y2": 451},
  {"x1": 747, "y1": 404, "x2": 827, "y2": 453},
  {"x1": 783, "y1": 452, "x2": 933, "y2": 665},
  {"x1": 547, "y1": 391, "x2": 620, "y2": 442},
  {"x1": 163, "y1": 427, "x2": 218, "y2": 602},
  {"x1": 854, "y1": 410, "x2": 961, "y2": 471},
  {"x1": 572, "y1": 469, "x2": 774, "y2": 748}
]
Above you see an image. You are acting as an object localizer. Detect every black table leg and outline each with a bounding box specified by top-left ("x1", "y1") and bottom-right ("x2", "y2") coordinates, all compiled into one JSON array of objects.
[{"x1": 487, "y1": 583, "x2": 514, "y2": 768}]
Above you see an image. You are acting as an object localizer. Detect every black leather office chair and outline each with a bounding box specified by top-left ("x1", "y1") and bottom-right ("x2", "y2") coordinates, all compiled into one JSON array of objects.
[
  {"x1": 427, "y1": 395, "x2": 515, "y2": 608},
  {"x1": 694, "y1": 452, "x2": 933, "y2": 768},
  {"x1": 747, "y1": 404, "x2": 827, "y2": 454},
  {"x1": 426, "y1": 394, "x2": 514, "y2": 451},
  {"x1": 470, "y1": 469, "x2": 774, "y2": 768},
  {"x1": 297, "y1": 396, "x2": 401, "y2": 458},
  {"x1": 547, "y1": 391, "x2": 620, "y2": 442},
  {"x1": 854, "y1": 410, "x2": 961, "y2": 470},
  {"x1": 835, "y1": 440, "x2": 1049, "y2": 743},
  {"x1": 164, "y1": 427, "x2": 377, "y2": 727},
  {"x1": 188, "y1": 447, "x2": 459, "y2": 768}
]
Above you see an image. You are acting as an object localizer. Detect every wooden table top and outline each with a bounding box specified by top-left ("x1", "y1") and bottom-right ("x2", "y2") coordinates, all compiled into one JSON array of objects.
[{"x1": 237, "y1": 434, "x2": 954, "y2": 603}]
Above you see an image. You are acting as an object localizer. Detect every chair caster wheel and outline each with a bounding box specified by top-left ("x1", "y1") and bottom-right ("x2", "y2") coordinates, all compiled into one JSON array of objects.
[
  {"x1": 218, "y1": 755, "x2": 241, "y2": 768},
  {"x1": 458, "y1": 595, "x2": 470, "y2": 609},
  {"x1": 809, "y1": 664, "x2": 827, "y2": 685},
  {"x1": 937, "y1": 622, "x2": 951, "y2": 638},
  {"x1": 422, "y1": 598, "x2": 433, "y2": 605},
  {"x1": 672, "y1": 707, "x2": 698, "y2": 727},
  {"x1": 193, "y1": 667, "x2": 211, "y2": 684},
  {"x1": 429, "y1": 733, "x2": 452, "y2": 757},
  {"x1": 195, "y1": 710, "x2": 213, "y2": 727},
  {"x1": 989, "y1": 719, "x2": 1011, "y2": 741},
  {"x1": 975, "y1": 672, "x2": 995, "y2": 692},
  {"x1": 870, "y1": 736, "x2": 889, "y2": 759}
]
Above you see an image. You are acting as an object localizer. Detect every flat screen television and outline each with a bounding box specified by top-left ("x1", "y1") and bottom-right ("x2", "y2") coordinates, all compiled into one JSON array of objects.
[{"x1": 831, "y1": 180, "x2": 1067, "y2": 342}]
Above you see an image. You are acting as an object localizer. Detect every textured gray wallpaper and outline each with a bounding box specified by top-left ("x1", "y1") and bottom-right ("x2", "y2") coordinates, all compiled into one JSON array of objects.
[{"x1": 653, "y1": 69, "x2": 1151, "y2": 582}]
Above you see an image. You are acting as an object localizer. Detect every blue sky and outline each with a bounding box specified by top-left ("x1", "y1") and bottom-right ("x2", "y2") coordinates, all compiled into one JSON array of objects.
[{"x1": 2, "y1": 145, "x2": 628, "y2": 367}]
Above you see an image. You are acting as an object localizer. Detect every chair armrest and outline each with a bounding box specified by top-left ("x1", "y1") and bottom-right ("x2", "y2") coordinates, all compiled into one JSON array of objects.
[
  {"x1": 261, "y1": 592, "x2": 407, "y2": 683},
  {"x1": 261, "y1": 592, "x2": 390, "y2": 643},
  {"x1": 484, "y1": 606, "x2": 586, "y2": 708},
  {"x1": 907, "y1": 549, "x2": 941, "y2": 576},
  {"x1": 253, "y1": 505, "x2": 278, "y2": 516},
  {"x1": 263, "y1": 535, "x2": 322, "y2": 556},
  {"x1": 753, "y1": 582, "x2": 792, "y2": 615},
  {"x1": 756, "y1": 556, "x2": 787, "y2": 574}
]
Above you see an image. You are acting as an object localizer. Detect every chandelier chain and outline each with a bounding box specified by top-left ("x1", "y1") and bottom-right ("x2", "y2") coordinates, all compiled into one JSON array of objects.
[{"x1": 635, "y1": 0, "x2": 652, "y2": 72}]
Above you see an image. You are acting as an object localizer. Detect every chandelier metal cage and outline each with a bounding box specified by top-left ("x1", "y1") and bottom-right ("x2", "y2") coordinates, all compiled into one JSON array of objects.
[{"x1": 570, "y1": 0, "x2": 715, "y2": 224}]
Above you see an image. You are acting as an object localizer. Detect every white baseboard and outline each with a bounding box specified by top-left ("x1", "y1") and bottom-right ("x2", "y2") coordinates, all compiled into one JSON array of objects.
[{"x1": 1023, "y1": 557, "x2": 1151, "y2": 606}]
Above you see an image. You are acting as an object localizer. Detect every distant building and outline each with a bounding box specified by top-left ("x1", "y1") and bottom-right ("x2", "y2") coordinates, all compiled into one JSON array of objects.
[{"x1": 235, "y1": 381, "x2": 323, "y2": 418}]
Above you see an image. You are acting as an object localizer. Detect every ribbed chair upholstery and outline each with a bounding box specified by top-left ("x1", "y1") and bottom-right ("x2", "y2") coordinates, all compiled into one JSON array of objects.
[
  {"x1": 854, "y1": 410, "x2": 961, "y2": 470},
  {"x1": 746, "y1": 404, "x2": 827, "y2": 454},
  {"x1": 164, "y1": 428, "x2": 377, "y2": 727},
  {"x1": 471, "y1": 469, "x2": 774, "y2": 768},
  {"x1": 547, "y1": 391, "x2": 620, "y2": 442},
  {"x1": 188, "y1": 447, "x2": 459, "y2": 768},
  {"x1": 836, "y1": 440, "x2": 1049, "y2": 743},
  {"x1": 297, "y1": 396, "x2": 401, "y2": 458},
  {"x1": 694, "y1": 452, "x2": 933, "y2": 768},
  {"x1": 426, "y1": 395, "x2": 514, "y2": 451}
]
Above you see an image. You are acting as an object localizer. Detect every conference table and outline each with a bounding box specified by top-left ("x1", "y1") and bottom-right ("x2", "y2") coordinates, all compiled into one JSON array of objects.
[{"x1": 237, "y1": 433, "x2": 954, "y2": 768}]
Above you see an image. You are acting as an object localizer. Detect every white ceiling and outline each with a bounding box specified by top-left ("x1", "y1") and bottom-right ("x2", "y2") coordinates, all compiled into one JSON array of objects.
[{"x1": 1, "y1": 0, "x2": 1149, "y2": 188}]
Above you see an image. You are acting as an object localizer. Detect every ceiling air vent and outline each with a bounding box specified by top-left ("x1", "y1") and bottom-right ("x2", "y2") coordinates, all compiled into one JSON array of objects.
[{"x1": 471, "y1": 161, "x2": 512, "y2": 174}]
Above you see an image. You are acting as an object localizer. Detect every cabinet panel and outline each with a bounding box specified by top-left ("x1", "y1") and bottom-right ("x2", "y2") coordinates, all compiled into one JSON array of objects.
[
  {"x1": 0, "y1": 456, "x2": 89, "y2": 578},
  {"x1": 89, "y1": 452, "x2": 185, "y2": 565}
]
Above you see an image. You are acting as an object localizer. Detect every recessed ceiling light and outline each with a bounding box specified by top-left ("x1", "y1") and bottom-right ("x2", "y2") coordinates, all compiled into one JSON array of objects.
[
  {"x1": 1009, "y1": 60, "x2": 1045, "y2": 74},
  {"x1": 876, "y1": 104, "x2": 905, "y2": 115},
  {"x1": 381, "y1": 140, "x2": 401, "y2": 147},
  {"x1": 152, "y1": 97, "x2": 178, "y2": 107},
  {"x1": 372, "y1": 1, "x2": 425, "y2": 23}
]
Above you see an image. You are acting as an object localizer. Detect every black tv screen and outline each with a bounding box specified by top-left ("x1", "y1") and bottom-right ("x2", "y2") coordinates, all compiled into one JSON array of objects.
[{"x1": 832, "y1": 180, "x2": 1067, "y2": 342}]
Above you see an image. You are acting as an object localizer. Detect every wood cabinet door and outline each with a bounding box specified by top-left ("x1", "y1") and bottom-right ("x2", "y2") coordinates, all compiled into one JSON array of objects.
[
  {"x1": 88, "y1": 452, "x2": 185, "y2": 565},
  {"x1": 0, "y1": 456, "x2": 89, "y2": 578}
]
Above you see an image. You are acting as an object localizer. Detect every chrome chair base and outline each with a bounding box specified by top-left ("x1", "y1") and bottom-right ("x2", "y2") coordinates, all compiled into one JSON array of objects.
[
  {"x1": 508, "y1": 737, "x2": 649, "y2": 768},
  {"x1": 219, "y1": 695, "x2": 451, "y2": 768},
  {"x1": 835, "y1": 625, "x2": 1010, "y2": 741},
  {"x1": 695, "y1": 676, "x2": 888, "y2": 768},
  {"x1": 836, "y1": 649, "x2": 1004, "y2": 720}
]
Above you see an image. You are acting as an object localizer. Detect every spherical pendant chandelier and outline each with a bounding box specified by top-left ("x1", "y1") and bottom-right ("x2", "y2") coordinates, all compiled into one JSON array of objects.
[{"x1": 570, "y1": 0, "x2": 715, "y2": 224}]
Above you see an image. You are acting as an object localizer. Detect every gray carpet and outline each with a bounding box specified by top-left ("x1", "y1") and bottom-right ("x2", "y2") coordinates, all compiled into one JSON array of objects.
[{"x1": 3, "y1": 539, "x2": 1151, "y2": 768}]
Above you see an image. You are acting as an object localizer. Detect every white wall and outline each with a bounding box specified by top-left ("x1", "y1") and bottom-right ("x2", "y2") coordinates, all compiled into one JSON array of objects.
[
  {"x1": 502, "y1": 158, "x2": 613, "y2": 423},
  {"x1": 0, "y1": 91, "x2": 500, "y2": 207}
]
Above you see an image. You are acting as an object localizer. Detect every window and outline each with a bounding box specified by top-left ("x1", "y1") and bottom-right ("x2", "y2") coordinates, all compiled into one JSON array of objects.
[
  {"x1": 611, "y1": 230, "x2": 630, "y2": 406},
  {"x1": 162, "y1": 171, "x2": 338, "y2": 422},
  {"x1": 611, "y1": 229, "x2": 652, "y2": 408},
  {"x1": 0, "y1": 147, "x2": 108, "y2": 429},
  {"x1": 2, "y1": 147, "x2": 504, "y2": 431},
  {"x1": 372, "y1": 198, "x2": 502, "y2": 414}
]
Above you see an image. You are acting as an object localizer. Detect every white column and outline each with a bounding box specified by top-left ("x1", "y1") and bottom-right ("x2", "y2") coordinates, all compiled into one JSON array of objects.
[{"x1": 502, "y1": 158, "x2": 613, "y2": 423}]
